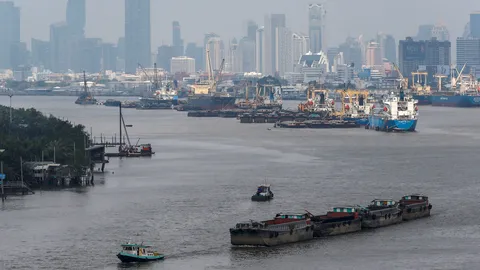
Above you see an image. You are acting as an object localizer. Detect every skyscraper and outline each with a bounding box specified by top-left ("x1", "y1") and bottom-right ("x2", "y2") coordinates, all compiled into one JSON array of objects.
[
  {"x1": 66, "y1": 0, "x2": 85, "y2": 36},
  {"x1": 470, "y1": 12, "x2": 480, "y2": 38},
  {"x1": 125, "y1": 0, "x2": 151, "y2": 73},
  {"x1": 0, "y1": 1, "x2": 20, "y2": 69},
  {"x1": 247, "y1": 21, "x2": 258, "y2": 41},
  {"x1": 456, "y1": 37, "x2": 480, "y2": 76},
  {"x1": 172, "y1": 21, "x2": 184, "y2": 56},
  {"x1": 256, "y1": 27, "x2": 264, "y2": 73},
  {"x1": 308, "y1": 4, "x2": 326, "y2": 53},
  {"x1": 384, "y1": 35, "x2": 397, "y2": 63},
  {"x1": 263, "y1": 14, "x2": 286, "y2": 75}
]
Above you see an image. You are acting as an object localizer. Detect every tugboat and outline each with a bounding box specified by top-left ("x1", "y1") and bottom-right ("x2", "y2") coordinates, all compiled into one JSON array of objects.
[
  {"x1": 361, "y1": 199, "x2": 403, "y2": 228},
  {"x1": 251, "y1": 184, "x2": 274, "y2": 202},
  {"x1": 309, "y1": 206, "x2": 362, "y2": 237},
  {"x1": 117, "y1": 242, "x2": 164, "y2": 263},
  {"x1": 75, "y1": 71, "x2": 97, "y2": 105},
  {"x1": 229, "y1": 212, "x2": 314, "y2": 246},
  {"x1": 398, "y1": 194, "x2": 432, "y2": 221}
]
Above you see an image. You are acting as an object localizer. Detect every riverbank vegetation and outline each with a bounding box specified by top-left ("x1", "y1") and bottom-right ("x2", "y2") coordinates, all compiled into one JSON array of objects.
[{"x1": 0, "y1": 105, "x2": 90, "y2": 182}]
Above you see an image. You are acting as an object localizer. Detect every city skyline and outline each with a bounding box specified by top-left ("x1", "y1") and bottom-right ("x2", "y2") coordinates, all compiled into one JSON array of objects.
[{"x1": 10, "y1": 0, "x2": 480, "y2": 51}]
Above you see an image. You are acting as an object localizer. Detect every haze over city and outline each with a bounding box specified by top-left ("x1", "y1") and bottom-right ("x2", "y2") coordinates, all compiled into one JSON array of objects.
[{"x1": 11, "y1": 0, "x2": 480, "y2": 50}]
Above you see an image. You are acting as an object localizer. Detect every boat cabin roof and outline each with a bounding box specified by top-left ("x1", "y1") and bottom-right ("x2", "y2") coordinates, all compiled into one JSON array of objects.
[
  {"x1": 275, "y1": 212, "x2": 308, "y2": 219},
  {"x1": 371, "y1": 199, "x2": 397, "y2": 206},
  {"x1": 258, "y1": 184, "x2": 270, "y2": 188},
  {"x1": 121, "y1": 243, "x2": 152, "y2": 248},
  {"x1": 331, "y1": 206, "x2": 359, "y2": 213},
  {"x1": 402, "y1": 194, "x2": 428, "y2": 200}
]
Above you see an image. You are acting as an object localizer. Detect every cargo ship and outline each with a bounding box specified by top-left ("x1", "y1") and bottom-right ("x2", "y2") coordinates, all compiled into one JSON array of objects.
[
  {"x1": 367, "y1": 89, "x2": 418, "y2": 132},
  {"x1": 431, "y1": 64, "x2": 480, "y2": 107},
  {"x1": 229, "y1": 212, "x2": 314, "y2": 246},
  {"x1": 411, "y1": 71, "x2": 432, "y2": 105}
]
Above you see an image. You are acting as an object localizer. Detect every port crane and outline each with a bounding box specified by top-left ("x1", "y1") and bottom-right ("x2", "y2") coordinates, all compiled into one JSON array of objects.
[{"x1": 392, "y1": 62, "x2": 408, "y2": 89}]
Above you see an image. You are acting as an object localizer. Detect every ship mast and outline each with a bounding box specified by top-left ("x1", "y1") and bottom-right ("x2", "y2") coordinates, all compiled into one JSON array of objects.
[{"x1": 83, "y1": 71, "x2": 88, "y2": 93}]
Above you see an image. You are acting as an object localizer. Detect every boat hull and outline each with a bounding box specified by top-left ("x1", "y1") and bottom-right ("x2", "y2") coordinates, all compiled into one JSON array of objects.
[
  {"x1": 431, "y1": 95, "x2": 480, "y2": 107},
  {"x1": 400, "y1": 203, "x2": 431, "y2": 221},
  {"x1": 312, "y1": 218, "x2": 362, "y2": 237},
  {"x1": 362, "y1": 208, "x2": 403, "y2": 228},
  {"x1": 185, "y1": 95, "x2": 237, "y2": 110},
  {"x1": 368, "y1": 115, "x2": 417, "y2": 132},
  {"x1": 413, "y1": 94, "x2": 432, "y2": 105},
  {"x1": 251, "y1": 194, "x2": 273, "y2": 201},
  {"x1": 117, "y1": 253, "x2": 164, "y2": 263},
  {"x1": 230, "y1": 226, "x2": 314, "y2": 246}
]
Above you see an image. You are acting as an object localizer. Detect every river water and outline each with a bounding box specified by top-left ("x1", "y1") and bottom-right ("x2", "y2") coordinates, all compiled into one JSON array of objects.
[{"x1": 1, "y1": 96, "x2": 480, "y2": 270}]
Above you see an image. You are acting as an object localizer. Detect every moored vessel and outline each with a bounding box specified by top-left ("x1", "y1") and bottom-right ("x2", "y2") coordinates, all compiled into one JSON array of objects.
[
  {"x1": 230, "y1": 212, "x2": 314, "y2": 246},
  {"x1": 361, "y1": 199, "x2": 403, "y2": 228},
  {"x1": 310, "y1": 206, "x2": 362, "y2": 237},
  {"x1": 75, "y1": 71, "x2": 97, "y2": 105},
  {"x1": 116, "y1": 242, "x2": 164, "y2": 263},
  {"x1": 367, "y1": 89, "x2": 418, "y2": 132},
  {"x1": 251, "y1": 184, "x2": 274, "y2": 202},
  {"x1": 398, "y1": 194, "x2": 432, "y2": 221}
]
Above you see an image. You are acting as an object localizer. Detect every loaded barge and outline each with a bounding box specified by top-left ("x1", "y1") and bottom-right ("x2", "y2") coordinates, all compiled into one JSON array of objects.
[
  {"x1": 310, "y1": 207, "x2": 362, "y2": 237},
  {"x1": 230, "y1": 212, "x2": 314, "y2": 246}
]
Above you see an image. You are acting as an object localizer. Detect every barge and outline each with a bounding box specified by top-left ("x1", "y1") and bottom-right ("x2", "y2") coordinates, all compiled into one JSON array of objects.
[
  {"x1": 399, "y1": 194, "x2": 432, "y2": 221},
  {"x1": 230, "y1": 212, "x2": 314, "y2": 246},
  {"x1": 361, "y1": 199, "x2": 403, "y2": 228},
  {"x1": 310, "y1": 206, "x2": 362, "y2": 237}
]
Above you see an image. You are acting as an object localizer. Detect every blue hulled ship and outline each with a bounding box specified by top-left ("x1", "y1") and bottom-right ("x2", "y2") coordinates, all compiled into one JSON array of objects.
[
  {"x1": 431, "y1": 94, "x2": 480, "y2": 107},
  {"x1": 367, "y1": 90, "x2": 418, "y2": 132}
]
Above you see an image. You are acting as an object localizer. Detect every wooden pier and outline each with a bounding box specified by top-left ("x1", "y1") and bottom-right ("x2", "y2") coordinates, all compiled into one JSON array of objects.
[{"x1": 2, "y1": 181, "x2": 35, "y2": 195}]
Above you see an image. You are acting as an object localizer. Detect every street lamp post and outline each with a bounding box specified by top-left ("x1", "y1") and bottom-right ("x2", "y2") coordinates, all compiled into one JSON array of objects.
[{"x1": 8, "y1": 92, "x2": 13, "y2": 124}]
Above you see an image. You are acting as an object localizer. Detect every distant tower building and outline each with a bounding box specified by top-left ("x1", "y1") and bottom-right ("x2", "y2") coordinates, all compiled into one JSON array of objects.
[
  {"x1": 256, "y1": 27, "x2": 264, "y2": 73},
  {"x1": 456, "y1": 37, "x2": 480, "y2": 77},
  {"x1": 66, "y1": 0, "x2": 85, "y2": 37},
  {"x1": 185, "y1": 42, "x2": 204, "y2": 72},
  {"x1": 470, "y1": 12, "x2": 480, "y2": 38},
  {"x1": 172, "y1": 21, "x2": 184, "y2": 56},
  {"x1": 431, "y1": 25, "x2": 450, "y2": 41},
  {"x1": 338, "y1": 37, "x2": 363, "y2": 70},
  {"x1": 292, "y1": 33, "x2": 310, "y2": 70},
  {"x1": 399, "y1": 37, "x2": 450, "y2": 84},
  {"x1": 50, "y1": 22, "x2": 71, "y2": 72},
  {"x1": 125, "y1": 0, "x2": 151, "y2": 74},
  {"x1": 247, "y1": 21, "x2": 258, "y2": 42},
  {"x1": 415, "y1": 25, "x2": 434, "y2": 41},
  {"x1": 366, "y1": 41, "x2": 382, "y2": 66},
  {"x1": 170, "y1": 56, "x2": 195, "y2": 74},
  {"x1": 384, "y1": 35, "x2": 397, "y2": 63},
  {"x1": 326, "y1": 47, "x2": 339, "y2": 71},
  {"x1": 276, "y1": 26, "x2": 292, "y2": 75},
  {"x1": 264, "y1": 14, "x2": 286, "y2": 75},
  {"x1": 206, "y1": 37, "x2": 224, "y2": 71},
  {"x1": 308, "y1": 3, "x2": 326, "y2": 53},
  {"x1": 0, "y1": 1, "x2": 20, "y2": 69}
]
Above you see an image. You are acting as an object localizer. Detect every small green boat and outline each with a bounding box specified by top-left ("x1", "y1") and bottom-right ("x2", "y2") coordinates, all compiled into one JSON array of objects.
[{"x1": 117, "y1": 242, "x2": 165, "y2": 263}]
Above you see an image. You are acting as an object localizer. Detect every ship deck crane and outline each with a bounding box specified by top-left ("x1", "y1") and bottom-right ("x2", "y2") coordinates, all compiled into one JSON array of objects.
[{"x1": 392, "y1": 62, "x2": 408, "y2": 89}]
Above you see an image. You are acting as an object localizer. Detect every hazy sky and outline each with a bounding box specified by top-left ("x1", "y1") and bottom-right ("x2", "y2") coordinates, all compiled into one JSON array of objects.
[{"x1": 11, "y1": 0, "x2": 480, "y2": 50}]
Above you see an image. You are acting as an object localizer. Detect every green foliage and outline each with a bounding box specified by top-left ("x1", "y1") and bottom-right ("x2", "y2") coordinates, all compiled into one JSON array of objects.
[{"x1": 0, "y1": 106, "x2": 90, "y2": 181}]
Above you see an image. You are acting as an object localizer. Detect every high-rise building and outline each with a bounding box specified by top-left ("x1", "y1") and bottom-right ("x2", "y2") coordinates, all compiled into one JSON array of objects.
[
  {"x1": 102, "y1": 43, "x2": 117, "y2": 71},
  {"x1": 292, "y1": 33, "x2": 310, "y2": 69},
  {"x1": 264, "y1": 14, "x2": 286, "y2": 75},
  {"x1": 205, "y1": 37, "x2": 224, "y2": 71},
  {"x1": 384, "y1": 35, "x2": 397, "y2": 63},
  {"x1": 185, "y1": 42, "x2": 203, "y2": 72},
  {"x1": 238, "y1": 37, "x2": 255, "y2": 72},
  {"x1": 172, "y1": 21, "x2": 184, "y2": 56},
  {"x1": 247, "y1": 21, "x2": 258, "y2": 41},
  {"x1": 456, "y1": 37, "x2": 480, "y2": 77},
  {"x1": 170, "y1": 56, "x2": 195, "y2": 74},
  {"x1": 228, "y1": 38, "x2": 241, "y2": 73},
  {"x1": 50, "y1": 22, "x2": 71, "y2": 72},
  {"x1": 338, "y1": 37, "x2": 363, "y2": 70},
  {"x1": 256, "y1": 27, "x2": 264, "y2": 73},
  {"x1": 0, "y1": 1, "x2": 20, "y2": 69},
  {"x1": 470, "y1": 12, "x2": 480, "y2": 38},
  {"x1": 399, "y1": 37, "x2": 450, "y2": 83},
  {"x1": 66, "y1": 0, "x2": 85, "y2": 37},
  {"x1": 156, "y1": 45, "x2": 174, "y2": 71},
  {"x1": 31, "y1": 39, "x2": 50, "y2": 68},
  {"x1": 275, "y1": 26, "x2": 292, "y2": 76},
  {"x1": 415, "y1": 25, "x2": 434, "y2": 41},
  {"x1": 366, "y1": 41, "x2": 382, "y2": 66},
  {"x1": 308, "y1": 3, "x2": 326, "y2": 53},
  {"x1": 125, "y1": 0, "x2": 151, "y2": 73}
]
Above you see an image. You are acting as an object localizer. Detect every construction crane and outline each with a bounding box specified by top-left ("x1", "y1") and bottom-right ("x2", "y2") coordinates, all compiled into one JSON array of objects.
[{"x1": 392, "y1": 62, "x2": 408, "y2": 89}]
